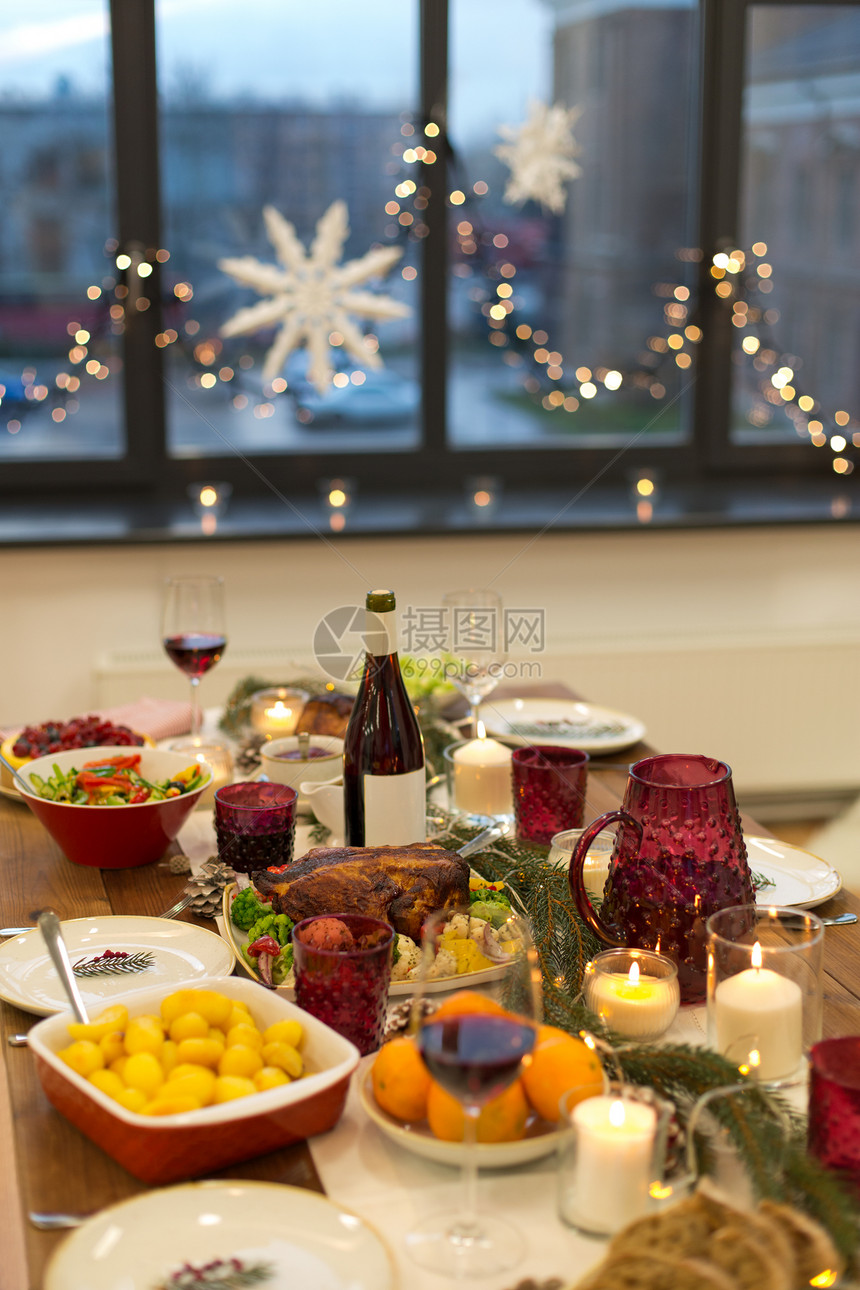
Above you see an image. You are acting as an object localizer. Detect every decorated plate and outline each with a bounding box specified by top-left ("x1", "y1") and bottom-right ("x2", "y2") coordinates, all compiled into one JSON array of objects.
[
  {"x1": 358, "y1": 1067, "x2": 561, "y2": 1169},
  {"x1": 747, "y1": 836, "x2": 842, "y2": 909},
  {"x1": 44, "y1": 1180, "x2": 396, "y2": 1290},
  {"x1": 221, "y1": 882, "x2": 510, "y2": 998},
  {"x1": 483, "y1": 698, "x2": 646, "y2": 754},
  {"x1": 0, "y1": 916, "x2": 235, "y2": 1016}
]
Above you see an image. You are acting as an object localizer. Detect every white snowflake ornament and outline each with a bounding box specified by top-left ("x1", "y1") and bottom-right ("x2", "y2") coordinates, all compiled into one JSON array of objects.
[
  {"x1": 495, "y1": 100, "x2": 582, "y2": 214},
  {"x1": 218, "y1": 201, "x2": 411, "y2": 393}
]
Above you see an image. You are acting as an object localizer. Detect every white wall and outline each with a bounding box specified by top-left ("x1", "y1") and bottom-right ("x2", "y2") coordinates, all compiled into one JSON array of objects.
[{"x1": 2, "y1": 523, "x2": 859, "y2": 803}]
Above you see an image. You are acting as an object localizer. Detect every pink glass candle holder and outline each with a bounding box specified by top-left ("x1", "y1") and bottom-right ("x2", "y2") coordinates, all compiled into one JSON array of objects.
[
  {"x1": 214, "y1": 781, "x2": 297, "y2": 875},
  {"x1": 808, "y1": 1037, "x2": 860, "y2": 1187},
  {"x1": 292, "y1": 913, "x2": 394, "y2": 1056},
  {"x1": 511, "y1": 745, "x2": 588, "y2": 847}
]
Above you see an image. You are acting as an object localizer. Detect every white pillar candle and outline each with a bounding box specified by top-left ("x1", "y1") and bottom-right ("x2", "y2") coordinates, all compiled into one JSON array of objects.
[
  {"x1": 586, "y1": 960, "x2": 680, "y2": 1040},
  {"x1": 714, "y1": 942, "x2": 803, "y2": 1081},
  {"x1": 565, "y1": 1096, "x2": 657, "y2": 1234},
  {"x1": 451, "y1": 727, "x2": 512, "y2": 816}
]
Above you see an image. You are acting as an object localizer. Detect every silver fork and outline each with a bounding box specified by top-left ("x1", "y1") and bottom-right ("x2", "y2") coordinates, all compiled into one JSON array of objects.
[{"x1": 156, "y1": 892, "x2": 195, "y2": 920}]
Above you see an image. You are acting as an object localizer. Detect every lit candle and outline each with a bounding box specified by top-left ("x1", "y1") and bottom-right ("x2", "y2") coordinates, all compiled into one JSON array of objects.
[
  {"x1": 585, "y1": 957, "x2": 680, "y2": 1040},
  {"x1": 713, "y1": 941, "x2": 803, "y2": 1081},
  {"x1": 250, "y1": 688, "x2": 307, "y2": 737},
  {"x1": 450, "y1": 722, "x2": 512, "y2": 816},
  {"x1": 564, "y1": 1096, "x2": 657, "y2": 1234}
]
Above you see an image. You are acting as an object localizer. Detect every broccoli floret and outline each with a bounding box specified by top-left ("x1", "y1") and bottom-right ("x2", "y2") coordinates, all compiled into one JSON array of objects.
[
  {"x1": 231, "y1": 887, "x2": 273, "y2": 931},
  {"x1": 246, "y1": 912, "x2": 294, "y2": 948},
  {"x1": 272, "y1": 945, "x2": 294, "y2": 985},
  {"x1": 469, "y1": 898, "x2": 511, "y2": 928}
]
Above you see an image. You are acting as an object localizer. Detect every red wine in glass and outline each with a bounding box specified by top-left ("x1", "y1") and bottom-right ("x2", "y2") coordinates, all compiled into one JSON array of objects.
[
  {"x1": 161, "y1": 576, "x2": 226, "y2": 738},
  {"x1": 418, "y1": 1013, "x2": 535, "y2": 1104}
]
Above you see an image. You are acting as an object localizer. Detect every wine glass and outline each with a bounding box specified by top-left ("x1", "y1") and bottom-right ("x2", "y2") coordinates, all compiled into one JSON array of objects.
[
  {"x1": 161, "y1": 575, "x2": 227, "y2": 741},
  {"x1": 442, "y1": 588, "x2": 505, "y2": 736},
  {"x1": 405, "y1": 903, "x2": 541, "y2": 1277}
]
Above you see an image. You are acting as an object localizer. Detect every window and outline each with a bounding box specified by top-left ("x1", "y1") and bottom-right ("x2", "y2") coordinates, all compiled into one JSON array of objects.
[{"x1": 0, "y1": 0, "x2": 857, "y2": 525}]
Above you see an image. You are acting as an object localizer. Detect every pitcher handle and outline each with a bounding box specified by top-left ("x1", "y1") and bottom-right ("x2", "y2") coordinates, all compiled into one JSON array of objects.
[{"x1": 568, "y1": 810, "x2": 643, "y2": 947}]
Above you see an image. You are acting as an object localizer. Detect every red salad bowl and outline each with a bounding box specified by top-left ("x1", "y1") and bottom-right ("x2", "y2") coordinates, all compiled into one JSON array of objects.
[{"x1": 17, "y1": 745, "x2": 211, "y2": 869}]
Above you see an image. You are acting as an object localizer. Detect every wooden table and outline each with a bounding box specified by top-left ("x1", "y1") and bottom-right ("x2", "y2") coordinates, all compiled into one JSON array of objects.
[{"x1": 1, "y1": 706, "x2": 858, "y2": 1288}]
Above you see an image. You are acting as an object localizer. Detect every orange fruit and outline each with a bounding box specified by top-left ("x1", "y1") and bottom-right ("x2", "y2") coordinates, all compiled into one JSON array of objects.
[
  {"x1": 371, "y1": 1036, "x2": 432, "y2": 1123},
  {"x1": 431, "y1": 991, "x2": 507, "y2": 1021},
  {"x1": 426, "y1": 1078, "x2": 529, "y2": 1143},
  {"x1": 520, "y1": 1024, "x2": 604, "y2": 1123}
]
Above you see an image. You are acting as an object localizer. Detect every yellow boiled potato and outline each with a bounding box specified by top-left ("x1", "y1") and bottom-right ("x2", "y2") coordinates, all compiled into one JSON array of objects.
[
  {"x1": 164, "y1": 1067, "x2": 217, "y2": 1106},
  {"x1": 254, "y1": 1066, "x2": 290, "y2": 1092},
  {"x1": 161, "y1": 1040, "x2": 179, "y2": 1076},
  {"x1": 123, "y1": 1051, "x2": 165, "y2": 1098},
  {"x1": 226, "y1": 1022, "x2": 264, "y2": 1051},
  {"x1": 109, "y1": 1055, "x2": 129, "y2": 1079},
  {"x1": 168, "y1": 1011, "x2": 209, "y2": 1043},
  {"x1": 226, "y1": 1004, "x2": 253, "y2": 1030},
  {"x1": 58, "y1": 1040, "x2": 105, "y2": 1078},
  {"x1": 87, "y1": 1068, "x2": 127, "y2": 1100},
  {"x1": 261, "y1": 1042, "x2": 303, "y2": 1079},
  {"x1": 115, "y1": 1087, "x2": 148, "y2": 1114},
  {"x1": 263, "y1": 1019, "x2": 303, "y2": 1050},
  {"x1": 207, "y1": 1027, "x2": 226, "y2": 1048},
  {"x1": 213, "y1": 1075, "x2": 257, "y2": 1103},
  {"x1": 124, "y1": 1015, "x2": 165, "y2": 1057},
  {"x1": 99, "y1": 1031, "x2": 126, "y2": 1065},
  {"x1": 68, "y1": 1003, "x2": 129, "y2": 1043},
  {"x1": 187, "y1": 989, "x2": 232, "y2": 1028},
  {"x1": 218, "y1": 1045, "x2": 264, "y2": 1080},
  {"x1": 142, "y1": 1094, "x2": 202, "y2": 1116},
  {"x1": 175, "y1": 1037, "x2": 223, "y2": 1069},
  {"x1": 160, "y1": 989, "x2": 204, "y2": 1026}
]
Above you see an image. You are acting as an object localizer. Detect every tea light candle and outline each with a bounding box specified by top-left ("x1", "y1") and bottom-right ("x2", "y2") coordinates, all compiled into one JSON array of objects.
[
  {"x1": 714, "y1": 941, "x2": 803, "y2": 1081},
  {"x1": 567, "y1": 1096, "x2": 657, "y2": 1233},
  {"x1": 451, "y1": 724, "x2": 512, "y2": 816},
  {"x1": 250, "y1": 688, "x2": 308, "y2": 737},
  {"x1": 585, "y1": 956, "x2": 680, "y2": 1040},
  {"x1": 168, "y1": 739, "x2": 232, "y2": 810}
]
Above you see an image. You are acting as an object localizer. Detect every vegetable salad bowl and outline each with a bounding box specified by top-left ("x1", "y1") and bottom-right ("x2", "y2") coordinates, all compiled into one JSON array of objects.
[{"x1": 18, "y1": 745, "x2": 211, "y2": 869}]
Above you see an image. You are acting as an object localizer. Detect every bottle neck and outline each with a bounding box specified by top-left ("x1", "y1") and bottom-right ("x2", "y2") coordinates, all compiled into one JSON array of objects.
[{"x1": 365, "y1": 606, "x2": 398, "y2": 658}]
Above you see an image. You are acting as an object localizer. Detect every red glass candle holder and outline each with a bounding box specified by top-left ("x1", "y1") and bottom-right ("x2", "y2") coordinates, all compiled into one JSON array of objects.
[
  {"x1": 511, "y1": 745, "x2": 588, "y2": 847},
  {"x1": 214, "y1": 781, "x2": 297, "y2": 875},
  {"x1": 808, "y1": 1037, "x2": 860, "y2": 1187},
  {"x1": 292, "y1": 913, "x2": 394, "y2": 1056}
]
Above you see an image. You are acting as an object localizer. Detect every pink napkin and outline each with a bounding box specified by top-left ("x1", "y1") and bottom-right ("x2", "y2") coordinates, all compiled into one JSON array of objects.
[{"x1": 96, "y1": 698, "x2": 193, "y2": 740}]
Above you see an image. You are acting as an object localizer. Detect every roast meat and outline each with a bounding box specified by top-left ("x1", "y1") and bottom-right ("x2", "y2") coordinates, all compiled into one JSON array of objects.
[{"x1": 254, "y1": 842, "x2": 470, "y2": 939}]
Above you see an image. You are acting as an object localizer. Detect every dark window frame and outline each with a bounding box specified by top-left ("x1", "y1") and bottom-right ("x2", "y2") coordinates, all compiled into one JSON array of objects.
[{"x1": 1, "y1": 0, "x2": 849, "y2": 513}]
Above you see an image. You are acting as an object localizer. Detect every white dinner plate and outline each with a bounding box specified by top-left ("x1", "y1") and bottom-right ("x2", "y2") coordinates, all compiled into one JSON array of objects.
[
  {"x1": 44, "y1": 1179, "x2": 396, "y2": 1290},
  {"x1": 0, "y1": 915, "x2": 235, "y2": 1016},
  {"x1": 358, "y1": 1067, "x2": 561, "y2": 1169},
  {"x1": 482, "y1": 697, "x2": 646, "y2": 754},
  {"x1": 747, "y1": 836, "x2": 842, "y2": 909},
  {"x1": 221, "y1": 883, "x2": 508, "y2": 997}
]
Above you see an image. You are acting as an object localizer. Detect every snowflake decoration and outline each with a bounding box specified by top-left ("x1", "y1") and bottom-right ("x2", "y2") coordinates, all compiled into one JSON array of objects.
[
  {"x1": 495, "y1": 100, "x2": 582, "y2": 214},
  {"x1": 218, "y1": 201, "x2": 411, "y2": 393}
]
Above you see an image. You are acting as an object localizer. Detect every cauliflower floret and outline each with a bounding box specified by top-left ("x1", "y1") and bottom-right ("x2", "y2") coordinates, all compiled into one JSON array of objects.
[
  {"x1": 444, "y1": 913, "x2": 473, "y2": 940},
  {"x1": 391, "y1": 934, "x2": 421, "y2": 982},
  {"x1": 426, "y1": 947, "x2": 458, "y2": 980}
]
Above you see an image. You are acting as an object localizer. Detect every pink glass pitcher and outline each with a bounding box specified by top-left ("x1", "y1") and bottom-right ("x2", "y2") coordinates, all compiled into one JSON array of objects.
[{"x1": 568, "y1": 754, "x2": 753, "y2": 1003}]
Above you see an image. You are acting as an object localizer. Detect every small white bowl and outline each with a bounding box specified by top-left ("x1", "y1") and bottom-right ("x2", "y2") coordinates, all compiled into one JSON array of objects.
[{"x1": 259, "y1": 736, "x2": 344, "y2": 813}]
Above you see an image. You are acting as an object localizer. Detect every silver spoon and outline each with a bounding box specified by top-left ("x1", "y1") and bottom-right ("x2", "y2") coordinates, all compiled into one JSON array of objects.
[
  {"x1": 37, "y1": 909, "x2": 90, "y2": 1024},
  {"x1": 456, "y1": 819, "x2": 511, "y2": 860}
]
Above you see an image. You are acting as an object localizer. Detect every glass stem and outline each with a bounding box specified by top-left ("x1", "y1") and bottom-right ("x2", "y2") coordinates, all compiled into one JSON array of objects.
[
  {"x1": 190, "y1": 676, "x2": 201, "y2": 738},
  {"x1": 455, "y1": 1104, "x2": 481, "y2": 1242},
  {"x1": 470, "y1": 701, "x2": 480, "y2": 738}
]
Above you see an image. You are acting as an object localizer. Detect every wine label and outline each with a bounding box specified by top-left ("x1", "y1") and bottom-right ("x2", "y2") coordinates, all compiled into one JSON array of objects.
[{"x1": 363, "y1": 767, "x2": 426, "y2": 845}]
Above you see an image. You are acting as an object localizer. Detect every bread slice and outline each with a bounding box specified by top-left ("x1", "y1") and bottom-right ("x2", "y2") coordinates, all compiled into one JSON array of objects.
[
  {"x1": 707, "y1": 1226, "x2": 793, "y2": 1290},
  {"x1": 606, "y1": 1194, "x2": 713, "y2": 1261},
  {"x1": 759, "y1": 1199, "x2": 846, "y2": 1289},
  {"x1": 693, "y1": 1179, "x2": 795, "y2": 1279},
  {"x1": 575, "y1": 1252, "x2": 736, "y2": 1290}
]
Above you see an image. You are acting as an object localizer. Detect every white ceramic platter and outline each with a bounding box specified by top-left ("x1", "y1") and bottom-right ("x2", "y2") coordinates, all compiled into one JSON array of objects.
[
  {"x1": 221, "y1": 883, "x2": 507, "y2": 997},
  {"x1": 483, "y1": 697, "x2": 646, "y2": 754},
  {"x1": 44, "y1": 1179, "x2": 396, "y2": 1290},
  {"x1": 747, "y1": 835, "x2": 842, "y2": 909},
  {"x1": 358, "y1": 1068, "x2": 561, "y2": 1169},
  {"x1": 0, "y1": 916, "x2": 235, "y2": 1016}
]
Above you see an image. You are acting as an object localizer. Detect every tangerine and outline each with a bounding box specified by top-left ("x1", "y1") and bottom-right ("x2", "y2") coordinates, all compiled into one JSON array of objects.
[
  {"x1": 520, "y1": 1024, "x2": 603, "y2": 1123},
  {"x1": 431, "y1": 991, "x2": 507, "y2": 1021},
  {"x1": 426, "y1": 1078, "x2": 529, "y2": 1143},
  {"x1": 371, "y1": 1036, "x2": 432, "y2": 1122}
]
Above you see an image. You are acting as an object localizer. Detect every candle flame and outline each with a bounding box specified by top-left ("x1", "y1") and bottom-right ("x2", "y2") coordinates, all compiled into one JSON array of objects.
[
  {"x1": 751, "y1": 941, "x2": 763, "y2": 970},
  {"x1": 609, "y1": 1099, "x2": 626, "y2": 1128},
  {"x1": 476, "y1": 719, "x2": 487, "y2": 740},
  {"x1": 267, "y1": 701, "x2": 292, "y2": 719},
  {"x1": 628, "y1": 961, "x2": 640, "y2": 985}
]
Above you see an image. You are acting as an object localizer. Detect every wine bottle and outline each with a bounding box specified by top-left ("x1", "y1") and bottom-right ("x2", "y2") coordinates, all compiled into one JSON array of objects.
[{"x1": 343, "y1": 588, "x2": 426, "y2": 847}]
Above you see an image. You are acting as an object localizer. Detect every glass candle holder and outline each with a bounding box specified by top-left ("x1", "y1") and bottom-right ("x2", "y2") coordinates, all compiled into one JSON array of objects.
[
  {"x1": 808, "y1": 1037, "x2": 860, "y2": 1189},
  {"x1": 292, "y1": 913, "x2": 394, "y2": 1056},
  {"x1": 584, "y1": 948, "x2": 681, "y2": 1042},
  {"x1": 249, "y1": 687, "x2": 309, "y2": 737},
  {"x1": 511, "y1": 745, "x2": 588, "y2": 847},
  {"x1": 548, "y1": 827, "x2": 615, "y2": 901},
  {"x1": 557, "y1": 1080, "x2": 672, "y2": 1238},
  {"x1": 167, "y1": 738, "x2": 233, "y2": 810},
  {"x1": 706, "y1": 904, "x2": 823, "y2": 1086},
  {"x1": 443, "y1": 736, "x2": 513, "y2": 818},
  {"x1": 214, "y1": 781, "x2": 297, "y2": 875}
]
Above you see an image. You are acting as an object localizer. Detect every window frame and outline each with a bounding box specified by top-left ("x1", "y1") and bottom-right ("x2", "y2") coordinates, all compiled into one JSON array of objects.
[{"x1": 1, "y1": 0, "x2": 848, "y2": 512}]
